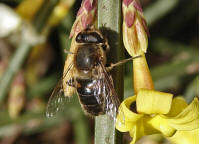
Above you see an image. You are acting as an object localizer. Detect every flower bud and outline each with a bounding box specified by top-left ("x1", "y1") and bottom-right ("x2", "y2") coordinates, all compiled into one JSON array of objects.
[
  {"x1": 69, "y1": 0, "x2": 97, "y2": 38},
  {"x1": 47, "y1": 0, "x2": 75, "y2": 27},
  {"x1": 122, "y1": 0, "x2": 149, "y2": 57},
  {"x1": 16, "y1": 0, "x2": 44, "y2": 21},
  {"x1": 8, "y1": 71, "x2": 25, "y2": 119}
]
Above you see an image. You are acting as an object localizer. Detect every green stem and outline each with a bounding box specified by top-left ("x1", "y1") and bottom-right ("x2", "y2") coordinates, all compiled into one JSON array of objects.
[
  {"x1": 95, "y1": 0, "x2": 123, "y2": 144},
  {"x1": 0, "y1": 0, "x2": 59, "y2": 102},
  {"x1": 74, "y1": 115, "x2": 90, "y2": 144}
]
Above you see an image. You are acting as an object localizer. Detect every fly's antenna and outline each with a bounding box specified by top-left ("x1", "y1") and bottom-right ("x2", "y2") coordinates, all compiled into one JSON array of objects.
[
  {"x1": 64, "y1": 49, "x2": 75, "y2": 55},
  {"x1": 107, "y1": 55, "x2": 141, "y2": 71}
]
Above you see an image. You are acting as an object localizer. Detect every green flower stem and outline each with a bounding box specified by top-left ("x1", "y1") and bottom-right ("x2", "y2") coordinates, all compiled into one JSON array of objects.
[
  {"x1": 74, "y1": 115, "x2": 90, "y2": 144},
  {"x1": 95, "y1": 0, "x2": 123, "y2": 144},
  {"x1": 0, "y1": 0, "x2": 59, "y2": 102}
]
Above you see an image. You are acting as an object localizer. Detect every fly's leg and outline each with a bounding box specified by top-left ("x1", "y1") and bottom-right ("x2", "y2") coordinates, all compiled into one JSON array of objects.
[{"x1": 106, "y1": 55, "x2": 142, "y2": 71}]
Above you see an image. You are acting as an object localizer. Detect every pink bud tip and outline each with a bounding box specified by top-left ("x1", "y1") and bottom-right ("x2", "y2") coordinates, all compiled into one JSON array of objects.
[
  {"x1": 141, "y1": 18, "x2": 150, "y2": 36},
  {"x1": 13, "y1": 72, "x2": 24, "y2": 85},
  {"x1": 125, "y1": 11, "x2": 135, "y2": 27},
  {"x1": 133, "y1": 0, "x2": 143, "y2": 12},
  {"x1": 81, "y1": 13, "x2": 93, "y2": 29},
  {"x1": 123, "y1": 0, "x2": 134, "y2": 7},
  {"x1": 84, "y1": 0, "x2": 93, "y2": 11},
  {"x1": 77, "y1": 7, "x2": 84, "y2": 16}
]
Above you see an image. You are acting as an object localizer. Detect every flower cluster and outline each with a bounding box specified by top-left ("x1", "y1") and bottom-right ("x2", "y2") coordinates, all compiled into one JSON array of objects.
[{"x1": 116, "y1": 0, "x2": 199, "y2": 144}]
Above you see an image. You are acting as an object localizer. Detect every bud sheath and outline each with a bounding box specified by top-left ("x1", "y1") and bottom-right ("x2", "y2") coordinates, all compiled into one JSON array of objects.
[{"x1": 122, "y1": 0, "x2": 148, "y2": 57}]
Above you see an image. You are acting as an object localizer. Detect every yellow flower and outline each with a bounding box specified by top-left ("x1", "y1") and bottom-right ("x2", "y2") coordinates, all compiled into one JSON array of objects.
[
  {"x1": 116, "y1": 89, "x2": 199, "y2": 144},
  {"x1": 120, "y1": 1, "x2": 199, "y2": 144}
]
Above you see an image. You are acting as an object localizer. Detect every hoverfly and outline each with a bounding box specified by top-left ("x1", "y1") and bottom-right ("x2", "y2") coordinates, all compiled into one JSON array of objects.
[{"x1": 46, "y1": 26, "x2": 140, "y2": 118}]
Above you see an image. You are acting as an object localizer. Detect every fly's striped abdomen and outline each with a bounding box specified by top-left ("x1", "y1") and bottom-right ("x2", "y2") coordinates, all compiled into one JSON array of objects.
[{"x1": 76, "y1": 78, "x2": 105, "y2": 116}]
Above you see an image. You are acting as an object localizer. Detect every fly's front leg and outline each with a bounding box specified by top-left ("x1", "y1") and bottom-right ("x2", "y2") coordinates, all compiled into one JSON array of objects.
[
  {"x1": 105, "y1": 63, "x2": 115, "y2": 72},
  {"x1": 106, "y1": 55, "x2": 142, "y2": 71}
]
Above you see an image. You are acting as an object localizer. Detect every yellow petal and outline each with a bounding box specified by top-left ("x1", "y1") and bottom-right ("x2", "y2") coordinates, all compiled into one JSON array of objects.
[
  {"x1": 116, "y1": 96, "x2": 143, "y2": 132},
  {"x1": 136, "y1": 89, "x2": 173, "y2": 114},
  {"x1": 168, "y1": 98, "x2": 199, "y2": 131},
  {"x1": 169, "y1": 128, "x2": 199, "y2": 144},
  {"x1": 166, "y1": 97, "x2": 188, "y2": 117},
  {"x1": 129, "y1": 119, "x2": 145, "y2": 144},
  {"x1": 145, "y1": 115, "x2": 176, "y2": 137}
]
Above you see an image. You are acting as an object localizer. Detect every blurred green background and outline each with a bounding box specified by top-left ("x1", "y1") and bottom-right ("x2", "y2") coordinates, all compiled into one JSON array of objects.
[{"x1": 0, "y1": 0, "x2": 199, "y2": 143}]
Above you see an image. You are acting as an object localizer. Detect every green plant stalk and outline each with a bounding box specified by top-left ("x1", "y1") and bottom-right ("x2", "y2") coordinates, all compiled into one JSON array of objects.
[
  {"x1": 95, "y1": 0, "x2": 123, "y2": 144},
  {"x1": 74, "y1": 115, "x2": 90, "y2": 144},
  {"x1": 0, "y1": 0, "x2": 59, "y2": 102}
]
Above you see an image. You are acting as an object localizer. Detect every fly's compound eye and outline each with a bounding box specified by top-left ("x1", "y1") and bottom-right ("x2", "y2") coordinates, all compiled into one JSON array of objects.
[
  {"x1": 76, "y1": 32, "x2": 105, "y2": 43},
  {"x1": 76, "y1": 33, "x2": 84, "y2": 42}
]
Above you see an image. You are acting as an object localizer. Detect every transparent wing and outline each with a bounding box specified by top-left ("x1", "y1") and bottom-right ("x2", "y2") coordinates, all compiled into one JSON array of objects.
[
  {"x1": 46, "y1": 63, "x2": 74, "y2": 118},
  {"x1": 98, "y1": 62, "x2": 120, "y2": 119}
]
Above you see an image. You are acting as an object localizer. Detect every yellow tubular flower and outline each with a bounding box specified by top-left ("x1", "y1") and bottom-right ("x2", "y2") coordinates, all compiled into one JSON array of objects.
[
  {"x1": 133, "y1": 53, "x2": 154, "y2": 94},
  {"x1": 122, "y1": 0, "x2": 153, "y2": 93},
  {"x1": 116, "y1": 0, "x2": 199, "y2": 143}
]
